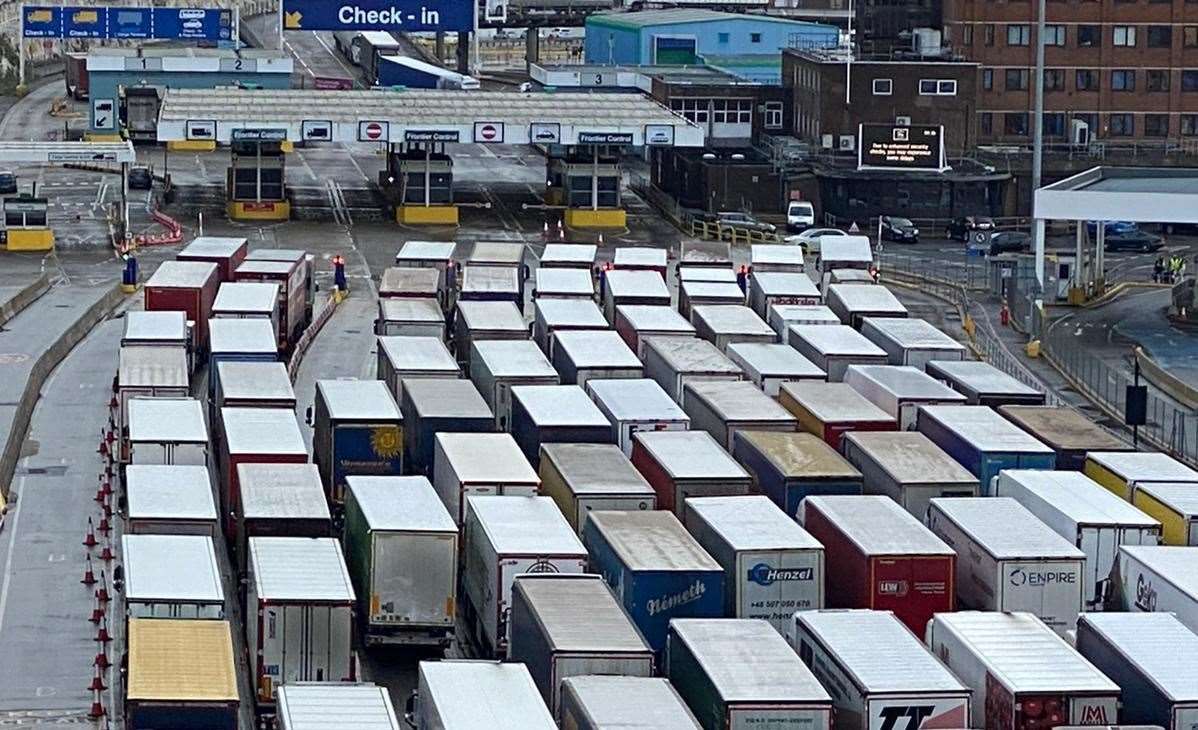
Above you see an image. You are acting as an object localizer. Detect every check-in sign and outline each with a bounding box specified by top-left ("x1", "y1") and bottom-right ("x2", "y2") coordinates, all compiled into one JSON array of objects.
[{"x1": 281, "y1": 0, "x2": 473, "y2": 33}]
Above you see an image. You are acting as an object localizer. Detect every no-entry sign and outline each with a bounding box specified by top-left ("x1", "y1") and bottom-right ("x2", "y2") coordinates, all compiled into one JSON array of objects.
[
  {"x1": 358, "y1": 120, "x2": 389, "y2": 141},
  {"x1": 474, "y1": 121, "x2": 504, "y2": 143}
]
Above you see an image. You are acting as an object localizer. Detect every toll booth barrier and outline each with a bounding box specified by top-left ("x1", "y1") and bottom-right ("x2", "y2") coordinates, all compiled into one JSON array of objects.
[
  {"x1": 4, "y1": 196, "x2": 53, "y2": 251},
  {"x1": 382, "y1": 143, "x2": 457, "y2": 225},
  {"x1": 227, "y1": 129, "x2": 289, "y2": 221},
  {"x1": 547, "y1": 143, "x2": 625, "y2": 229}
]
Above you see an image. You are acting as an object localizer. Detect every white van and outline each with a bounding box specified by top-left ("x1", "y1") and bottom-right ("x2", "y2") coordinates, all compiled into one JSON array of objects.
[{"x1": 787, "y1": 201, "x2": 815, "y2": 231}]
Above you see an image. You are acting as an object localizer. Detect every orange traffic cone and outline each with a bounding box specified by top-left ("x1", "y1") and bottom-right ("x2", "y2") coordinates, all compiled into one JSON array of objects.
[
  {"x1": 95, "y1": 618, "x2": 111, "y2": 644},
  {"x1": 93, "y1": 648, "x2": 110, "y2": 670},
  {"x1": 101, "y1": 501, "x2": 112, "y2": 519},
  {"x1": 97, "y1": 516, "x2": 110, "y2": 535},
  {"x1": 88, "y1": 593, "x2": 103, "y2": 624},
  {"x1": 99, "y1": 540, "x2": 114, "y2": 562},
  {"x1": 87, "y1": 689, "x2": 105, "y2": 720},
  {"x1": 82, "y1": 517, "x2": 97, "y2": 548},
  {"x1": 100, "y1": 478, "x2": 112, "y2": 498},
  {"x1": 81, "y1": 555, "x2": 96, "y2": 586},
  {"x1": 87, "y1": 666, "x2": 107, "y2": 692},
  {"x1": 97, "y1": 439, "x2": 108, "y2": 458}
]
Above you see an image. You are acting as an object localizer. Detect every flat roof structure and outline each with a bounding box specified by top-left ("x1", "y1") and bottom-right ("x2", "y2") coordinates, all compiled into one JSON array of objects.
[
  {"x1": 0, "y1": 141, "x2": 135, "y2": 163},
  {"x1": 1036, "y1": 166, "x2": 1198, "y2": 223}
]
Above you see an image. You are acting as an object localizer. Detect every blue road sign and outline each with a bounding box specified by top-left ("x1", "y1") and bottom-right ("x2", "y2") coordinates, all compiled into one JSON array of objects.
[
  {"x1": 21, "y1": 6, "x2": 61, "y2": 37},
  {"x1": 22, "y1": 4, "x2": 231, "y2": 41},
  {"x1": 281, "y1": 0, "x2": 473, "y2": 33},
  {"x1": 63, "y1": 7, "x2": 106, "y2": 38},
  {"x1": 153, "y1": 7, "x2": 233, "y2": 41},
  {"x1": 109, "y1": 7, "x2": 152, "y2": 38}
]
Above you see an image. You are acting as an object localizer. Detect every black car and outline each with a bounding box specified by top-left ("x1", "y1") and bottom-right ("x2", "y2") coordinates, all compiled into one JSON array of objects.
[
  {"x1": 1105, "y1": 230, "x2": 1164, "y2": 253},
  {"x1": 128, "y1": 166, "x2": 153, "y2": 190},
  {"x1": 880, "y1": 216, "x2": 919, "y2": 243},
  {"x1": 0, "y1": 171, "x2": 17, "y2": 195},
  {"x1": 945, "y1": 215, "x2": 995, "y2": 242},
  {"x1": 988, "y1": 231, "x2": 1030, "y2": 256}
]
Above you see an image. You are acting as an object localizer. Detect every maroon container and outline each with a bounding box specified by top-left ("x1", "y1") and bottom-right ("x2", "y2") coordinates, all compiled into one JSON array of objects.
[
  {"x1": 144, "y1": 261, "x2": 219, "y2": 352},
  {"x1": 177, "y1": 237, "x2": 249, "y2": 283}
]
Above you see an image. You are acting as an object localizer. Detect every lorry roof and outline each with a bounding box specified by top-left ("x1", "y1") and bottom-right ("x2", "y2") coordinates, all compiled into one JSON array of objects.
[
  {"x1": 769, "y1": 304, "x2": 839, "y2": 325},
  {"x1": 539, "y1": 443, "x2": 655, "y2": 496},
  {"x1": 1134, "y1": 481, "x2": 1198, "y2": 516},
  {"x1": 919, "y1": 405, "x2": 1054, "y2": 454},
  {"x1": 614, "y1": 246, "x2": 667, "y2": 267},
  {"x1": 316, "y1": 379, "x2": 401, "y2": 421},
  {"x1": 616, "y1": 304, "x2": 695, "y2": 334},
  {"x1": 845, "y1": 364, "x2": 967, "y2": 401},
  {"x1": 736, "y1": 430, "x2": 860, "y2": 479},
  {"x1": 1078, "y1": 613, "x2": 1198, "y2": 702},
  {"x1": 379, "y1": 267, "x2": 440, "y2": 296},
  {"x1": 126, "y1": 465, "x2": 217, "y2": 522},
  {"x1": 379, "y1": 297, "x2": 444, "y2": 323},
  {"x1": 216, "y1": 361, "x2": 295, "y2": 402},
  {"x1": 644, "y1": 336, "x2": 742, "y2": 374},
  {"x1": 119, "y1": 345, "x2": 188, "y2": 388},
  {"x1": 862, "y1": 317, "x2": 967, "y2": 352},
  {"x1": 998, "y1": 469, "x2": 1160, "y2": 527},
  {"x1": 804, "y1": 495, "x2": 954, "y2": 555},
  {"x1": 751, "y1": 271, "x2": 820, "y2": 297},
  {"x1": 818, "y1": 236, "x2": 873, "y2": 264},
  {"x1": 123, "y1": 534, "x2": 222, "y2": 602},
  {"x1": 686, "y1": 496, "x2": 822, "y2": 550},
  {"x1": 238, "y1": 463, "x2": 330, "y2": 521},
  {"x1": 277, "y1": 684, "x2": 400, "y2": 730},
  {"x1": 379, "y1": 335, "x2": 457, "y2": 373},
  {"x1": 587, "y1": 378, "x2": 688, "y2": 422},
  {"x1": 780, "y1": 381, "x2": 893, "y2": 423},
  {"x1": 127, "y1": 619, "x2": 238, "y2": 702},
  {"x1": 516, "y1": 575, "x2": 651, "y2": 652},
  {"x1": 587, "y1": 510, "x2": 721, "y2": 572},
  {"x1": 420, "y1": 661, "x2": 557, "y2": 728},
  {"x1": 789, "y1": 325, "x2": 887, "y2": 357},
  {"x1": 209, "y1": 317, "x2": 277, "y2": 354},
  {"x1": 436, "y1": 432, "x2": 538, "y2": 483},
  {"x1": 467, "y1": 496, "x2": 586, "y2": 555},
  {"x1": 461, "y1": 265, "x2": 519, "y2": 293},
  {"x1": 693, "y1": 305, "x2": 774, "y2": 336},
  {"x1": 671, "y1": 619, "x2": 831, "y2": 703},
  {"x1": 679, "y1": 267, "x2": 736, "y2": 283},
  {"x1": 456, "y1": 300, "x2": 526, "y2": 331},
  {"x1": 213, "y1": 281, "x2": 279, "y2": 313},
  {"x1": 561, "y1": 676, "x2": 701, "y2": 730},
  {"x1": 929, "y1": 497, "x2": 1086, "y2": 559},
  {"x1": 998, "y1": 406, "x2": 1131, "y2": 452},
  {"x1": 347, "y1": 476, "x2": 457, "y2": 532},
  {"x1": 607, "y1": 269, "x2": 671, "y2": 298},
  {"x1": 535, "y1": 267, "x2": 593, "y2": 296},
  {"x1": 122, "y1": 310, "x2": 187, "y2": 342},
  {"x1": 680, "y1": 240, "x2": 732, "y2": 266},
  {"x1": 469, "y1": 240, "x2": 525, "y2": 265},
  {"x1": 633, "y1": 430, "x2": 749, "y2": 481},
  {"x1": 128, "y1": 398, "x2": 207, "y2": 443},
  {"x1": 932, "y1": 612, "x2": 1119, "y2": 693},
  {"x1": 250, "y1": 537, "x2": 355, "y2": 602},
  {"x1": 514, "y1": 385, "x2": 610, "y2": 426},
  {"x1": 1120, "y1": 545, "x2": 1198, "y2": 598},
  {"x1": 827, "y1": 284, "x2": 907, "y2": 314},
  {"x1": 145, "y1": 260, "x2": 218, "y2": 289},
  {"x1": 926, "y1": 359, "x2": 1039, "y2": 395},
  {"x1": 179, "y1": 235, "x2": 247, "y2": 258},
  {"x1": 405, "y1": 378, "x2": 492, "y2": 418},
  {"x1": 395, "y1": 239, "x2": 455, "y2": 262},
  {"x1": 221, "y1": 407, "x2": 306, "y2": 455},
  {"x1": 680, "y1": 281, "x2": 744, "y2": 301},
  {"x1": 535, "y1": 298, "x2": 607, "y2": 328},
  {"x1": 236, "y1": 259, "x2": 294, "y2": 276},
  {"x1": 473, "y1": 339, "x2": 557, "y2": 378},
  {"x1": 750, "y1": 244, "x2": 804, "y2": 266},
  {"x1": 554, "y1": 329, "x2": 642, "y2": 369},
  {"x1": 1086, "y1": 450, "x2": 1198, "y2": 483},
  {"x1": 684, "y1": 380, "x2": 796, "y2": 424},
  {"x1": 795, "y1": 610, "x2": 968, "y2": 694},
  {"x1": 245, "y1": 247, "x2": 306, "y2": 264},
  {"x1": 541, "y1": 243, "x2": 597, "y2": 264},
  {"x1": 843, "y1": 431, "x2": 976, "y2": 485}
]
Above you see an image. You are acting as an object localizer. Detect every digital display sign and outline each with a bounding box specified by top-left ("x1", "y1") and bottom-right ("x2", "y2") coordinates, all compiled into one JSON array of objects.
[{"x1": 858, "y1": 124, "x2": 947, "y2": 172}]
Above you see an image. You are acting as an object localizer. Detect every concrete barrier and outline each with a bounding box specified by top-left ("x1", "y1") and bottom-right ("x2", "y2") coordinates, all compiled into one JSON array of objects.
[
  {"x1": 0, "y1": 274, "x2": 51, "y2": 328},
  {"x1": 1135, "y1": 346, "x2": 1198, "y2": 412},
  {"x1": 286, "y1": 292, "x2": 340, "y2": 381}
]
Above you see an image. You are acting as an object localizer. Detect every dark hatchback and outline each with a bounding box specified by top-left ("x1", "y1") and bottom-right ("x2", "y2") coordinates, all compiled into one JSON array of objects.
[
  {"x1": 946, "y1": 216, "x2": 995, "y2": 241},
  {"x1": 1105, "y1": 230, "x2": 1164, "y2": 253},
  {"x1": 988, "y1": 231, "x2": 1030, "y2": 256},
  {"x1": 880, "y1": 216, "x2": 919, "y2": 243}
]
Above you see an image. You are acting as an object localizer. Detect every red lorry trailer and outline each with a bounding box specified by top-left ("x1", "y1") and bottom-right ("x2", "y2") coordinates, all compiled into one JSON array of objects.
[
  {"x1": 144, "y1": 261, "x2": 220, "y2": 354},
  {"x1": 176, "y1": 236, "x2": 249, "y2": 282},
  {"x1": 234, "y1": 259, "x2": 307, "y2": 350}
]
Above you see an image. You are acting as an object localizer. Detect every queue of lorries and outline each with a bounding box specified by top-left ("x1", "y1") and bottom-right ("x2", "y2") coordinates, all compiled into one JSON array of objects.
[{"x1": 109, "y1": 233, "x2": 1198, "y2": 730}]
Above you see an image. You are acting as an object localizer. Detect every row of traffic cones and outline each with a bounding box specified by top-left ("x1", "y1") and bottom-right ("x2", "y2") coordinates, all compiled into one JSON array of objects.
[{"x1": 87, "y1": 420, "x2": 120, "y2": 722}]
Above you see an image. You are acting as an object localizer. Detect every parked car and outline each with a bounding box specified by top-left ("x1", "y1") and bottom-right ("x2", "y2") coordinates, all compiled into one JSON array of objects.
[
  {"x1": 945, "y1": 216, "x2": 994, "y2": 241},
  {"x1": 1105, "y1": 229, "x2": 1164, "y2": 253},
  {"x1": 128, "y1": 166, "x2": 153, "y2": 190},
  {"x1": 879, "y1": 216, "x2": 919, "y2": 243},
  {"x1": 987, "y1": 231, "x2": 1030, "y2": 255},
  {"x1": 717, "y1": 211, "x2": 776, "y2": 234},
  {"x1": 784, "y1": 227, "x2": 846, "y2": 254},
  {"x1": 1086, "y1": 220, "x2": 1138, "y2": 237},
  {"x1": 786, "y1": 200, "x2": 815, "y2": 232},
  {"x1": 0, "y1": 171, "x2": 17, "y2": 195}
]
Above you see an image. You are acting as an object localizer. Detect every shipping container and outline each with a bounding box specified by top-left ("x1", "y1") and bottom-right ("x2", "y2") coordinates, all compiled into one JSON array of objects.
[
  {"x1": 510, "y1": 384, "x2": 614, "y2": 465},
  {"x1": 460, "y1": 265, "x2": 521, "y2": 308},
  {"x1": 800, "y1": 495, "x2": 955, "y2": 635},
  {"x1": 998, "y1": 405, "x2": 1132, "y2": 470},
  {"x1": 679, "y1": 281, "x2": 745, "y2": 322},
  {"x1": 750, "y1": 244, "x2": 805, "y2": 274},
  {"x1": 245, "y1": 248, "x2": 315, "y2": 324},
  {"x1": 860, "y1": 317, "x2": 967, "y2": 371},
  {"x1": 125, "y1": 464, "x2": 219, "y2": 537},
  {"x1": 916, "y1": 405, "x2": 1055, "y2": 493},
  {"x1": 540, "y1": 242, "x2": 597, "y2": 269},
  {"x1": 768, "y1": 304, "x2": 840, "y2": 339},
  {"x1": 178, "y1": 236, "x2": 248, "y2": 282},
  {"x1": 277, "y1": 683, "x2": 401, "y2": 730},
  {"x1": 926, "y1": 611, "x2": 1121, "y2": 729},
  {"x1": 925, "y1": 360, "x2": 1045, "y2": 406},
  {"x1": 533, "y1": 298, "x2": 608, "y2": 358},
  {"x1": 779, "y1": 381, "x2": 896, "y2": 451},
  {"x1": 236, "y1": 463, "x2": 332, "y2": 576},
  {"x1": 667, "y1": 619, "x2": 833, "y2": 730},
  {"x1": 127, "y1": 397, "x2": 208, "y2": 467},
  {"x1": 748, "y1": 272, "x2": 821, "y2": 320},
  {"x1": 926, "y1": 497, "x2": 1086, "y2": 636},
  {"x1": 631, "y1": 430, "x2": 752, "y2": 516},
  {"x1": 121, "y1": 310, "x2": 191, "y2": 371},
  {"x1": 788, "y1": 325, "x2": 889, "y2": 382},
  {"x1": 126, "y1": 619, "x2": 239, "y2": 730},
  {"x1": 683, "y1": 496, "x2": 824, "y2": 631},
  {"x1": 604, "y1": 270, "x2": 672, "y2": 322},
  {"x1": 613, "y1": 246, "x2": 668, "y2": 277},
  {"x1": 1075, "y1": 612, "x2": 1198, "y2": 730},
  {"x1": 208, "y1": 318, "x2": 278, "y2": 403},
  {"x1": 401, "y1": 378, "x2": 493, "y2": 477},
  {"x1": 218, "y1": 407, "x2": 308, "y2": 536},
  {"x1": 343, "y1": 475, "x2": 457, "y2": 647},
  {"x1": 614, "y1": 305, "x2": 696, "y2": 358},
  {"x1": 376, "y1": 298, "x2": 446, "y2": 339},
  {"x1": 376, "y1": 335, "x2": 460, "y2": 405},
  {"x1": 844, "y1": 364, "x2": 967, "y2": 429},
  {"x1": 379, "y1": 266, "x2": 441, "y2": 299},
  {"x1": 994, "y1": 469, "x2": 1161, "y2": 610},
  {"x1": 586, "y1": 378, "x2": 690, "y2": 456},
  {"x1": 453, "y1": 300, "x2": 528, "y2": 371},
  {"x1": 815, "y1": 236, "x2": 873, "y2": 291},
  {"x1": 235, "y1": 257, "x2": 307, "y2": 349},
  {"x1": 682, "y1": 380, "x2": 797, "y2": 450},
  {"x1": 679, "y1": 267, "x2": 737, "y2": 284},
  {"x1": 679, "y1": 240, "x2": 733, "y2": 272},
  {"x1": 394, "y1": 240, "x2": 456, "y2": 310},
  {"x1": 116, "y1": 346, "x2": 190, "y2": 463},
  {"x1": 467, "y1": 241, "x2": 527, "y2": 303},
  {"x1": 551, "y1": 329, "x2": 642, "y2": 387},
  {"x1": 144, "y1": 260, "x2": 219, "y2": 352},
  {"x1": 214, "y1": 361, "x2": 296, "y2": 419},
  {"x1": 463, "y1": 496, "x2": 587, "y2": 655},
  {"x1": 582, "y1": 510, "x2": 724, "y2": 654},
  {"x1": 841, "y1": 431, "x2": 978, "y2": 519},
  {"x1": 1083, "y1": 451, "x2": 1198, "y2": 501},
  {"x1": 559, "y1": 676, "x2": 703, "y2": 730},
  {"x1": 1132, "y1": 482, "x2": 1198, "y2": 546},
  {"x1": 123, "y1": 533, "x2": 223, "y2": 619},
  {"x1": 432, "y1": 432, "x2": 539, "y2": 525},
  {"x1": 538, "y1": 442, "x2": 656, "y2": 533},
  {"x1": 246, "y1": 537, "x2": 356, "y2": 706},
  {"x1": 733, "y1": 431, "x2": 863, "y2": 517},
  {"x1": 470, "y1": 339, "x2": 559, "y2": 430},
  {"x1": 534, "y1": 267, "x2": 594, "y2": 300},
  {"x1": 642, "y1": 336, "x2": 743, "y2": 406},
  {"x1": 825, "y1": 284, "x2": 907, "y2": 329},
  {"x1": 1110, "y1": 545, "x2": 1198, "y2": 633},
  {"x1": 510, "y1": 574, "x2": 654, "y2": 714},
  {"x1": 691, "y1": 305, "x2": 776, "y2": 353},
  {"x1": 828, "y1": 269, "x2": 876, "y2": 285},
  {"x1": 790, "y1": 609, "x2": 971, "y2": 730},
  {"x1": 411, "y1": 660, "x2": 557, "y2": 730},
  {"x1": 312, "y1": 379, "x2": 404, "y2": 506},
  {"x1": 212, "y1": 282, "x2": 281, "y2": 339}
]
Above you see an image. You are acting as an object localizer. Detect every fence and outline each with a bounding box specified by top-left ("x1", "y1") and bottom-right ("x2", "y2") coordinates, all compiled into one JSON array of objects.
[{"x1": 877, "y1": 251, "x2": 988, "y2": 292}]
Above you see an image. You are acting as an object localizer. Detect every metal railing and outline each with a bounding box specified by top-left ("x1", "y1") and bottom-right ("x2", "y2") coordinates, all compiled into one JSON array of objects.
[{"x1": 877, "y1": 251, "x2": 988, "y2": 292}]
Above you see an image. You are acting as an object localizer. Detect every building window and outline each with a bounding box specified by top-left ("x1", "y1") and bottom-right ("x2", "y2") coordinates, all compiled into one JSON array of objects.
[
  {"x1": 981, "y1": 113, "x2": 993, "y2": 135},
  {"x1": 718, "y1": 32, "x2": 729, "y2": 43},
  {"x1": 1145, "y1": 114, "x2": 1169, "y2": 137},
  {"x1": 1044, "y1": 25, "x2": 1066, "y2": 46},
  {"x1": 1185, "y1": 70, "x2": 1198, "y2": 91},
  {"x1": 1076, "y1": 69, "x2": 1099, "y2": 91},
  {"x1": 1109, "y1": 113, "x2": 1134, "y2": 136},
  {"x1": 1182, "y1": 114, "x2": 1198, "y2": 136},
  {"x1": 1004, "y1": 113, "x2": 1029, "y2": 136},
  {"x1": 1186, "y1": 27, "x2": 1198, "y2": 48},
  {"x1": 1113, "y1": 26, "x2": 1137, "y2": 47},
  {"x1": 1007, "y1": 25, "x2": 1030, "y2": 46},
  {"x1": 1044, "y1": 69, "x2": 1065, "y2": 91},
  {"x1": 982, "y1": 69, "x2": 993, "y2": 90},
  {"x1": 917, "y1": 79, "x2": 957, "y2": 95},
  {"x1": 1147, "y1": 70, "x2": 1171, "y2": 92},
  {"x1": 1006, "y1": 69, "x2": 1029, "y2": 91},
  {"x1": 764, "y1": 102, "x2": 783, "y2": 129},
  {"x1": 1147, "y1": 26, "x2": 1173, "y2": 48},
  {"x1": 962, "y1": 26, "x2": 973, "y2": 46},
  {"x1": 670, "y1": 98, "x2": 709, "y2": 124},
  {"x1": 750, "y1": 33, "x2": 762, "y2": 43},
  {"x1": 873, "y1": 78, "x2": 892, "y2": 95},
  {"x1": 1045, "y1": 113, "x2": 1066, "y2": 136},
  {"x1": 1111, "y1": 69, "x2": 1136, "y2": 91},
  {"x1": 1078, "y1": 25, "x2": 1101, "y2": 47},
  {"x1": 984, "y1": 24, "x2": 995, "y2": 46}
]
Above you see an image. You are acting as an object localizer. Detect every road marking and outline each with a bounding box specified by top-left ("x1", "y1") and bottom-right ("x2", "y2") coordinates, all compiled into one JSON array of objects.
[
  {"x1": 0, "y1": 474, "x2": 27, "y2": 638},
  {"x1": 313, "y1": 31, "x2": 356, "y2": 80},
  {"x1": 285, "y1": 38, "x2": 313, "y2": 76}
]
